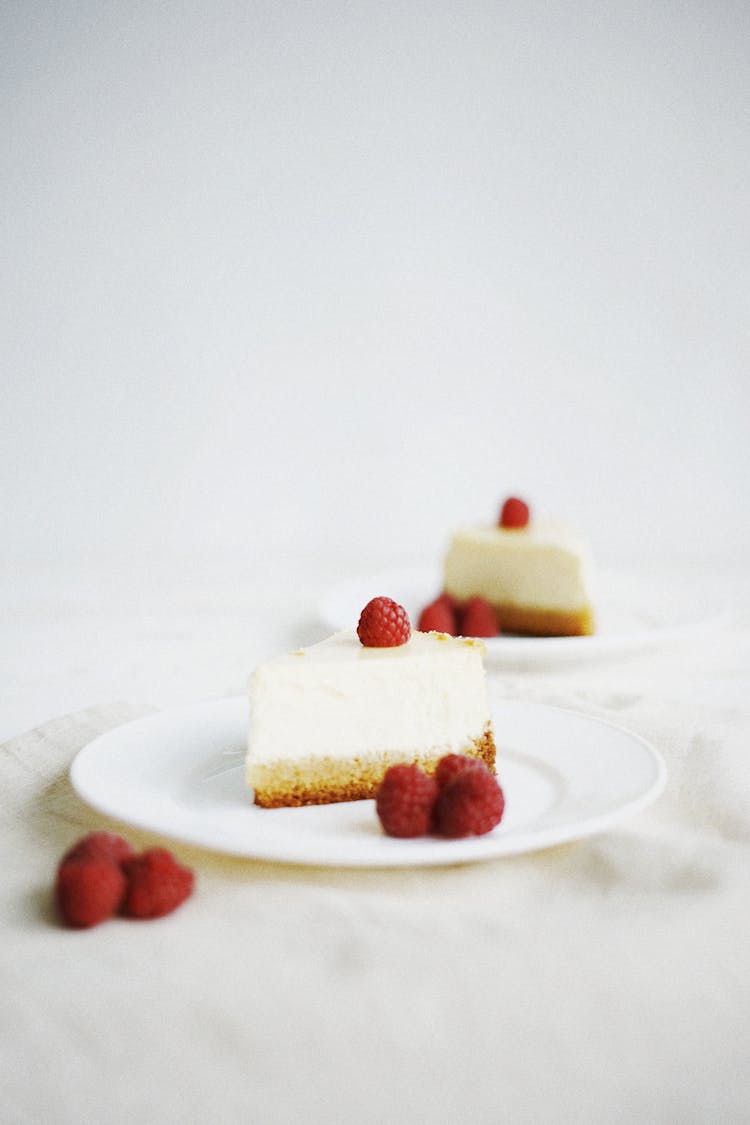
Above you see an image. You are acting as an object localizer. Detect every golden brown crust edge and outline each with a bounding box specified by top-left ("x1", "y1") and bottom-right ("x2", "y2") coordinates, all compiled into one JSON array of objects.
[
  {"x1": 249, "y1": 725, "x2": 496, "y2": 808},
  {"x1": 493, "y1": 602, "x2": 594, "y2": 637}
]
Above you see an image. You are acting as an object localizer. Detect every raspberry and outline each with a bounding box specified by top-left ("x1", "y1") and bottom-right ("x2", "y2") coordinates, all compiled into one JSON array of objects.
[
  {"x1": 417, "y1": 597, "x2": 457, "y2": 635},
  {"x1": 56, "y1": 857, "x2": 127, "y2": 928},
  {"x1": 434, "y1": 763, "x2": 505, "y2": 838},
  {"x1": 459, "y1": 596, "x2": 499, "y2": 638},
  {"x1": 59, "y1": 831, "x2": 135, "y2": 870},
  {"x1": 121, "y1": 848, "x2": 194, "y2": 919},
  {"x1": 435, "y1": 591, "x2": 459, "y2": 610},
  {"x1": 499, "y1": 496, "x2": 530, "y2": 529},
  {"x1": 460, "y1": 598, "x2": 498, "y2": 637},
  {"x1": 357, "y1": 596, "x2": 411, "y2": 648},
  {"x1": 434, "y1": 753, "x2": 484, "y2": 790},
  {"x1": 375, "y1": 764, "x2": 439, "y2": 837}
]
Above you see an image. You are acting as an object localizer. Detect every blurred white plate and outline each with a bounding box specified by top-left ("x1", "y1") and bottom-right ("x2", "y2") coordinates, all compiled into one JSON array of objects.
[
  {"x1": 70, "y1": 697, "x2": 666, "y2": 868},
  {"x1": 318, "y1": 566, "x2": 725, "y2": 664}
]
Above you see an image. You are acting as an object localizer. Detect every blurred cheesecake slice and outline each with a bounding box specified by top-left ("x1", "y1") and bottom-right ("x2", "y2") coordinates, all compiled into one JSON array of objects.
[{"x1": 444, "y1": 519, "x2": 595, "y2": 637}]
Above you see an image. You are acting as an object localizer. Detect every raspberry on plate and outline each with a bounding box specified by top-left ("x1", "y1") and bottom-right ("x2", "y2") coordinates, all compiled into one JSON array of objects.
[
  {"x1": 499, "y1": 496, "x2": 530, "y2": 529},
  {"x1": 459, "y1": 596, "x2": 499, "y2": 638},
  {"x1": 417, "y1": 597, "x2": 457, "y2": 635},
  {"x1": 375, "y1": 764, "x2": 439, "y2": 838},
  {"x1": 435, "y1": 591, "x2": 460, "y2": 611},
  {"x1": 434, "y1": 763, "x2": 505, "y2": 838},
  {"x1": 56, "y1": 857, "x2": 127, "y2": 929},
  {"x1": 121, "y1": 848, "x2": 194, "y2": 919},
  {"x1": 434, "y1": 753, "x2": 484, "y2": 790},
  {"x1": 357, "y1": 596, "x2": 411, "y2": 648}
]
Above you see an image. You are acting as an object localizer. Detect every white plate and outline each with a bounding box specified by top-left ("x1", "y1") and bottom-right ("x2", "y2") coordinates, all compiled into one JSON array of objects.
[
  {"x1": 70, "y1": 697, "x2": 666, "y2": 868},
  {"x1": 318, "y1": 566, "x2": 725, "y2": 664}
]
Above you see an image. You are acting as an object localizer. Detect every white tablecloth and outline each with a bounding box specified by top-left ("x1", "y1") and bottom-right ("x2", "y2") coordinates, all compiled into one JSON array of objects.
[{"x1": 1, "y1": 564, "x2": 749, "y2": 1124}]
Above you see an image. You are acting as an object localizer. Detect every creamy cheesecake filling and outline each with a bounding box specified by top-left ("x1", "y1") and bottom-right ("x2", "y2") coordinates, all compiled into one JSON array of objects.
[
  {"x1": 444, "y1": 521, "x2": 593, "y2": 613},
  {"x1": 247, "y1": 630, "x2": 490, "y2": 773}
]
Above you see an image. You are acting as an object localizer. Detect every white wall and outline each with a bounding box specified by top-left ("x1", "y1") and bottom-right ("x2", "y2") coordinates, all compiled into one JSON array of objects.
[{"x1": 3, "y1": 1, "x2": 749, "y2": 579}]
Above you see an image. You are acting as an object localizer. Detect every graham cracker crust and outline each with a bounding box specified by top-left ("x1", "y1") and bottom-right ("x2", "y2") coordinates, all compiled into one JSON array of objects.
[
  {"x1": 495, "y1": 602, "x2": 594, "y2": 637},
  {"x1": 249, "y1": 724, "x2": 496, "y2": 808}
]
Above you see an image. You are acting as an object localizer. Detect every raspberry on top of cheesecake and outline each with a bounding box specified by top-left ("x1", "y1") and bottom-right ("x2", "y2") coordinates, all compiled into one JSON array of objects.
[
  {"x1": 442, "y1": 496, "x2": 595, "y2": 637},
  {"x1": 246, "y1": 597, "x2": 496, "y2": 809}
]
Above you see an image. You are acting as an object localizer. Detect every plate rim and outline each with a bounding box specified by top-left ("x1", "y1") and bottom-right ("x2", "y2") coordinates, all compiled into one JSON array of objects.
[{"x1": 70, "y1": 696, "x2": 668, "y2": 868}]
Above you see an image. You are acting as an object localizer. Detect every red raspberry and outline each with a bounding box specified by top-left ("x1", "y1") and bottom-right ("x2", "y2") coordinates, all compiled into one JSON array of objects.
[
  {"x1": 434, "y1": 764, "x2": 505, "y2": 838},
  {"x1": 121, "y1": 848, "x2": 194, "y2": 919},
  {"x1": 375, "y1": 764, "x2": 439, "y2": 838},
  {"x1": 499, "y1": 496, "x2": 530, "y2": 529},
  {"x1": 434, "y1": 753, "x2": 484, "y2": 790},
  {"x1": 435, "y1": 591, "x2": 460, "y2": 610},
  {"x1": 56, "y1": 857, "x2": 127, "y2": 928},
  {"x1": 417, "y1": 597, "x2": 457, "y2": 634},
  {"x1": 59, "y1": 831, "x2": 135, "y2": 870},
  {"x1": 459, "y1": 596, "x2": 499, "y2": 638},
  {"x1": 357, "y1": 596, "x2": 411, "y2": 648}
]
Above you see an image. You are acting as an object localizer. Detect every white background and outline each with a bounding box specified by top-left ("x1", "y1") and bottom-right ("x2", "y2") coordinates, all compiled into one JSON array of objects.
[{"x1": 2, "y1": 1, "x2": 749, "y2": 738}]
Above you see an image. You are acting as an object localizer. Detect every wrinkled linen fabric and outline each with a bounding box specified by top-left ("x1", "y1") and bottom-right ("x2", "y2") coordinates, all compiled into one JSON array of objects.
[{"x1": 1, "y1": 618, "x2": 749, "y2": 1125}]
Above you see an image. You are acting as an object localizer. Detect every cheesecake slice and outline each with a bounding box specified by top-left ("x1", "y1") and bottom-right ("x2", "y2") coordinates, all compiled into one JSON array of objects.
[
  {"x1": 247, "y1": 629, "x2": 495, "y2": 808},
  {"x1": 444, "y1": 517, "x2": 595, "y2": 637}
]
